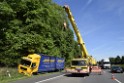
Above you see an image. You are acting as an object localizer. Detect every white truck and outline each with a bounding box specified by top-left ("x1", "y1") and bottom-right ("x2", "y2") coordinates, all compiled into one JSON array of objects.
[{"x1": 100, "y1": 59, "x2": 111, "y2": 69}]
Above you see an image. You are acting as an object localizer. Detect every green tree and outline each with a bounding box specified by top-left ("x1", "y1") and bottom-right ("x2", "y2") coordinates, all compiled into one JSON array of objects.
[
  {"x1": 121, "y1": 56, "x2": 124, "y2": 64},
  {"x1": 109, "y1": 57, "x2": 115, "y2": 64},
  {"x1": 115, "y1": 55, "x2": 121, "y2": 64},
  {"x1": 0, "y1": 0, "x2": 80, "y2": 67}
]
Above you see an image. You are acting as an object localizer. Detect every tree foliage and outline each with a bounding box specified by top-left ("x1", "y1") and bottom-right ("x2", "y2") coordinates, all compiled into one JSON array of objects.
[
  {"x1": 0, "y1": 0, "x2": 81, "y2": 66},
  {"x1": 109, "y1": 55, "x2": 124, "y2": 64}
]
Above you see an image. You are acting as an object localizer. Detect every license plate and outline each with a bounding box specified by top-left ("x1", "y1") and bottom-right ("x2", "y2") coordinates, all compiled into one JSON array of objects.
[{"x1": 76, "y1": 67, "x2": 81, "y2": 70}]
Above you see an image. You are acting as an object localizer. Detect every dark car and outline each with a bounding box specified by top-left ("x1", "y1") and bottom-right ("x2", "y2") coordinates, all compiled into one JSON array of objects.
[{"x1": 111, "y1": 66, "x2": 123, "y2": 73}]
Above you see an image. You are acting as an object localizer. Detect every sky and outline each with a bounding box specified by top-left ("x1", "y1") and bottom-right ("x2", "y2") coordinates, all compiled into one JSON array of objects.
[{"x1": 53, "y1": 0, "x2": 124, "y2": 61}]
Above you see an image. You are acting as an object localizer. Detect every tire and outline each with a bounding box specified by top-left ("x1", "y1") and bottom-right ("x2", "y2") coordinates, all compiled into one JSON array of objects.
[
  {"x1": 86, "y1": 73, "x2": 90, "y2": 76},
  {"x1": 33, "y1": 72, "x2": 38, "y2": 75}
]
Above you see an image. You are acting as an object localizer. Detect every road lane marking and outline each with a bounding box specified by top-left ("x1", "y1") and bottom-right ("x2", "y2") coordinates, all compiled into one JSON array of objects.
[
  {"x1": 115, "y1": 79, "x2": 122, "y2": 83},
  {"x1": 35, "y1": 74, "x2": 66, "y2": 83}
]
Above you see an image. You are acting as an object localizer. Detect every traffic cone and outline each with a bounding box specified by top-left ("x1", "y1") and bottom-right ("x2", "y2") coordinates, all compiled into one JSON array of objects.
[{"x1": 111, "y1": 73, "x2": 115, "y2": 80}]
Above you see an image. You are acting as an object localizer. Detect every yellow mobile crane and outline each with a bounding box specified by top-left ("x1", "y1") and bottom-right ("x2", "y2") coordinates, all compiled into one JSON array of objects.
[{"x1": 63, "y1": 5, "x2": 101, "y2": 75}]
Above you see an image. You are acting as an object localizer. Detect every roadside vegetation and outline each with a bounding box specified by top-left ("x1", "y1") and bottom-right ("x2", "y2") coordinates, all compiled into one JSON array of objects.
[
  {"x1": 0, "y1": 67, "x2": 26, "y2": 83},
  {"x1": 109, "y1": 55, "x2": 124, "y2": 64},
  {"x1": 109, "y1": 55, "x2": 124, "y2": 69},
  {"x1": 0, "y1": 0, "x2": 81, "y2": 67},
  {"x1": 0, "y1": 67, "x2": 65, "y2": 83}
]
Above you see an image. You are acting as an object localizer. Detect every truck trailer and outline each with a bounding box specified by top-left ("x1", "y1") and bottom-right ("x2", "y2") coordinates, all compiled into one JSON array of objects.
[{"x1": 18, "y1": 54, "x2": 64, "y2": 76}]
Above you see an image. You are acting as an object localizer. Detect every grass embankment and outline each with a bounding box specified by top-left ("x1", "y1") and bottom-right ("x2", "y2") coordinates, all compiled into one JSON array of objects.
[
  {"x1": 0, "y1": 67, "x2": 26, "y2": 83},
  {"x1": 0, "y1": 67, "x2": 64, "y2": 83},
  {"x1": 119, "y1": 64, "x2": 124, "y2": 70},
  {"x1": 119, "y1": 64, "x2": 124, "y2": 67}
]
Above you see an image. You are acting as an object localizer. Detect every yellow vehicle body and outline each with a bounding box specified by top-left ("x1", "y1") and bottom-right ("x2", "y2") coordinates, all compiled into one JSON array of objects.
[
  {"x1": 65, "y1": 58, "x2": 90, "y2": 75},
  {"x1": 18, "y1": 54, "x2": 41, "y2": 76},
  {"x1": 63, "y1": 5, "x2": 97, "y2": 75}
]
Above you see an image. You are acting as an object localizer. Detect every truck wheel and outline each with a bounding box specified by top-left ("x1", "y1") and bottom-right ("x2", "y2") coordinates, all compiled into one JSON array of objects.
[
  {"x1": 86, "y1": 73, "x2": 90, "y2": 76},
  {"x1": 33, "y1": 72, "x2": 38, "y2": 75}
]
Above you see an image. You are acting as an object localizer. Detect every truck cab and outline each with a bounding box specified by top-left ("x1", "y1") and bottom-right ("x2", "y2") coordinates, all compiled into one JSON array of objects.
[
  {"x1": 18, "y1": 54, "x2": 40, "y2": 76},
  {"x1": 66, "y1": 58, "x2": 90, "y2": 75},
  {"x1": 100, "y1": 59, "x2": 111, "y2": 69}
]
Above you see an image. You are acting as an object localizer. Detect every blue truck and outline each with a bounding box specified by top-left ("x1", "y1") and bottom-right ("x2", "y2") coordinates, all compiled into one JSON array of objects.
[{"x1": 18, "y1": 54, "x2": 65, "y2": 76}]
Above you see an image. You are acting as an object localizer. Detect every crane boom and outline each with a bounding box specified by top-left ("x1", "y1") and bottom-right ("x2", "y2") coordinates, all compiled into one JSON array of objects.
[
  {"x1": 63, "y1": 5, "x2": 89, "y2": 59},
  {"x1": 63, "y1": 5, "x2": 97, "y2": 65}
]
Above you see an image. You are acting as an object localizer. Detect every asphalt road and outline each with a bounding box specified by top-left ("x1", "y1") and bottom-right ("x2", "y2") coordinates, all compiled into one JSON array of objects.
[{"x1": 12, "y1": 70, "x2": 124, "y2": 83}]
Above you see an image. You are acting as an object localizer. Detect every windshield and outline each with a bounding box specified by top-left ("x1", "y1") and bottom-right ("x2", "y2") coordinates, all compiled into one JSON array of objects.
[
  {"x1": 72, "y1": 60, "x2": 86, "y2": 66},
  {"x1": 112, "y1": 66, "x2": 122, "y2": 69},
  {"x1": 103, "y1": 62, "x2": 110, "y2": 64},
  {"x1": 21, "y1": 59, "x2": 31, "y2": 67}
]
